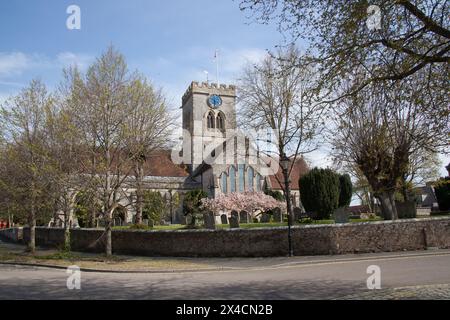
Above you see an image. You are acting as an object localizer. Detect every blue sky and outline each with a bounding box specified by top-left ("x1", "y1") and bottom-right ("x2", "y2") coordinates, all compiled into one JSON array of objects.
[
  {"x1": 0, "y1": 0, "x2": 282, "y2": 104},
  {"x1": 0, "y1": 0, "x2": 448, "y2": 180}
]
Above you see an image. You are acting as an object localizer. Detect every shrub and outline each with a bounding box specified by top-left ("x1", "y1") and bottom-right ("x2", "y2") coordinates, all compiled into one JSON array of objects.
[
  {"x1": 128, "y1": 224, "x2": 152, "y2": 230},
  {"x1": 142, "y1": 191, "x2": 166, "y2": 223},
  {"x1": 299, "y1": 168, "x2": 340, "y2": 219},
  {"x1": 434, "y1": 177, "x2": 450, "y2": 211},
  {"x1": 395, "y1": 201, "x2": 417, "y2": 219},
  {"x1": 338, "y1": 174, "x2": 353, "y2": 207},
  {"x1": 264, "y1": 188, "x2": 285, "y2": 201},
  {"x1": 183, "y1": 189, "x2": 208, "y2": 226}
]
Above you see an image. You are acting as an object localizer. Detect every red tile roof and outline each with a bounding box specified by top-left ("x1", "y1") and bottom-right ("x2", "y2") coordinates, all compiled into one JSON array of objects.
[
  {"x1": 269, "y1": 157, "x2": 310, "y2": 191},
  {"x1": 143, "y1": 150, "x2": 190, "y2": 177}
]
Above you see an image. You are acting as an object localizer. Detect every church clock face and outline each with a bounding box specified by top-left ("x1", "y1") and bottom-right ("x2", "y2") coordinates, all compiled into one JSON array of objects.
[{"x1": 208, "y1": 94, "x2": 222, "y2": 108}]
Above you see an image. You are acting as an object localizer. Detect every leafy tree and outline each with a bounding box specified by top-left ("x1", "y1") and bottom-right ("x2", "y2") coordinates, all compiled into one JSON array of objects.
[
  {"x1": 124, "y1": 78, "x2": 173, "y2": 224},
  {"x1": 264, "y1": 187, "x2": 285, "y2": 202},
  {"x1": 299, "y1": 168, "x2": 340, "y2": 219},
  {"x1": 338, "y1": 174, "x2": 353, "y2": 208},
  {"x1": 434, "y1": 178, "x2": 450, "y2": 211},
  {"x1": 239, "y1": 0, "x2": 449, "y2": 118},
  {"x1": 0, "y1": 80, "x2": 56, "y2": 253},
  {"x1": 142, "y1": 191, "x2": 166, "y2": 224},
  {"x1": 183, "y1": 189, "x2": 208, "y2": 226},
  {"x1": 63, "y1": 46, "x2": 142, "y2": 256}
]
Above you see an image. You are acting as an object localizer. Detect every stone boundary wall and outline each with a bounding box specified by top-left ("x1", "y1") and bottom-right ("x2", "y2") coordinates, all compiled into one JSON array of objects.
[
  {"x1": 6, "y1": 218, "x2": 450, "y2": 257},
  {"x1": 0, "y1": 227, "x2": 23, "y2": 243}
]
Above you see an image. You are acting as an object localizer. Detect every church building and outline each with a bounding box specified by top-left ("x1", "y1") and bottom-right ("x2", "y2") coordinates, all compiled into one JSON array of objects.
[{"x1": 99, "y1": 81, "x2": 309, "y2": 225}]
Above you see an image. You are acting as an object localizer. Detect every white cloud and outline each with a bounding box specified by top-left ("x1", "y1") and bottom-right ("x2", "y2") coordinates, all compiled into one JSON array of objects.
[
  {"x1": 0, "y1": 52, "x2": 31, "y2": 77},
  {"x1": 304, "y1": 148, "x2": 333, "y2": 169},
  {"x1": 56, "y1": 52, "x2": 93, "y2": 71},
  {"x1": 0, "y1": 51, "x2": 93, "y2": 80},
  {"x1": 221, "y1": 48, "x2": 267, "y2": 75}
]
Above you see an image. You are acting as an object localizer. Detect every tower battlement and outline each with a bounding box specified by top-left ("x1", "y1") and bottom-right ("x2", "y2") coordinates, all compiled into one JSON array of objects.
[{"x1": 182, "y1": 81, "x2": 236, "y2": 105}]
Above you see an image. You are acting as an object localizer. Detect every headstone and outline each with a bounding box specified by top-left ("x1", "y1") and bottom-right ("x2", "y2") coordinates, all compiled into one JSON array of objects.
[
  {"x1": 273, "y1": 207, "x2": 282, "y2": 223},
  {"x1": 334, "y1": 207, "x2": 349, "y2": 224},
  {"x1": 231, "y1": 210, "x2": 239, "y2": 222},
  {"x1": 148, "y1": 219, "x2": 154, "y2": 228},
  {"x1": 142, "y1": 219, "x2": 149, "y2": 226},
  {"x1": 203, "y1": 213, "x2": 216, "y2": 230},
  {"x1": 229, "y1": 215, "x2": 240, "y2": 229},
  {"x1": 261, "y1": 213, "x2": 271, "y2": 223},
  {"x1": 239, "y1": 211, "x2": 249, "y2": 224},
  {"x1": 184, "y1": 215, "x2": 192, "y2": 226},
  {"x1": 294, "y1": 207, "x2": 303, "y2": 221},
  {"x1": 221, "y1": 214, "x2": 228, "y2": 225}
]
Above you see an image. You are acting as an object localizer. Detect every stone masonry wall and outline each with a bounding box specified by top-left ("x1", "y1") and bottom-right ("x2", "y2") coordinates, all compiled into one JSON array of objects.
[{"x1": 13, "y1": 217, "x2": 450, "y2": 257}]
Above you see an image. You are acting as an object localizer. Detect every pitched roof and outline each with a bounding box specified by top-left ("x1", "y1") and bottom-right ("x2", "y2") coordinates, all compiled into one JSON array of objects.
[
  {"x1": 269, "y1": 157, "x2": 310, "y2": 191},
  {"x1": 143, "y1": 150, "x2": 190, "y2": 177}
]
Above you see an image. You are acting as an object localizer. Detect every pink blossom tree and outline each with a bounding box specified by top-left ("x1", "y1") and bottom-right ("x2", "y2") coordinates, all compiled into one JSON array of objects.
[{"x1": 201, "y1": 192, "x2": 285, "y2": 217}]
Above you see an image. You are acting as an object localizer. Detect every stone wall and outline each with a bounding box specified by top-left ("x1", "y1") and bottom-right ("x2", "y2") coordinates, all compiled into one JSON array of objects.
[
  {"x1": 15, "y1": 217, "x2": 450, "y2": 257},
  {"x1": 0, "y1": 227, "x2": 23, "y2": 243}
]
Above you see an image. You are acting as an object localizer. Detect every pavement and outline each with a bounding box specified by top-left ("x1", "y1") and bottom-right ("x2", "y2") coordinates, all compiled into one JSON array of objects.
[{"x1": 0, "y1": 245, "x2": 449, "y2": 299}]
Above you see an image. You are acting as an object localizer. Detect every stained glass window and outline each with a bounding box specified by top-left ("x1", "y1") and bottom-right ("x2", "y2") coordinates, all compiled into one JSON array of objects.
[{"x1": 230, "y1": 166, "x2": 236, "y2": 193}]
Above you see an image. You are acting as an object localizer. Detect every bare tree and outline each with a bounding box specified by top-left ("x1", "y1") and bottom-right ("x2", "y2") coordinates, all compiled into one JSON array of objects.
[
  {"x1": 239, "y1": 47, "x2": 325, "y2": 255},
  {"x1": 332, "y1": 77, "x2": 449, "y2": 220}
]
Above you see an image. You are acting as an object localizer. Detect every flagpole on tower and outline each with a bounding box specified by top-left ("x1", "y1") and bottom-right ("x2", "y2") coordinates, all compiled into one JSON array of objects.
[{"x1": 214, "y1": 49, "x2": 220, "y2": 87}]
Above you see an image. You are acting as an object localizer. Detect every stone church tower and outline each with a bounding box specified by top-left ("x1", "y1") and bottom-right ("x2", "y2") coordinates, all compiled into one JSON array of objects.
[
  {"x1": 181, "y1": 82, "x2": 237, "y2": 172},
  {"x1": 180, "y1": 81, "x2": 267, "y2": 199}
]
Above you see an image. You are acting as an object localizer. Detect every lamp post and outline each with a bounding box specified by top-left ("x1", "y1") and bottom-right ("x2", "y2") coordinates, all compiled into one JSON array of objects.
[{"x1": 280, "y1": 153, "x2": 294, "y2": 257}]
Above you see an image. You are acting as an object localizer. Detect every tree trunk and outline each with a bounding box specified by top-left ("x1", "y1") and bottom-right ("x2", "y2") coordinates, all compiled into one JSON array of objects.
[
  {"x1": 389, "y1": 192, "x2": 399, "y2": 220},
  {"x1": 63, "y1": 208, "x2": 71, "y2": 251},
  {"x1": 282, "y1": 161, "x2": 294, "y2": 257},
  {"x1": 135, "y1": 161, "x2": 144, "y2": 225},
  {"x1": 377, "y1": 192, "x2": 398, "y2": 220},
  {"x1": 105, "y1": 212, "x2": 112, "y2": 256},
  {"x1": 28, "y1": 202, "x2": 36, "y2": 254},
  {"x1": 52, "y1": 200, "x2": 59, "y2": 228},
  {"x1": 105, "y1": 148, "x2": 113, "y2": 257}
]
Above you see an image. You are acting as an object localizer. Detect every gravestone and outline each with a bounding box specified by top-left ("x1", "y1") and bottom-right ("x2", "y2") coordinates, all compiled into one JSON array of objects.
[
  {"x1": 294, "y1": 207, "x2": 303, "y2": 221},
  {"x1": 239, "y1": 211, "x2": 249, "y2": 224},
  {"x1": 334, "y1": 207, "x2": 349, "y2": 224},
  {"x1": 203, "y1": 213, "x2": 216, "y2": 230},
  {"x1": 184, "y1": 215, "x2": 192, "y2": 226},
  {"x1": 261, "y1": 213, "x2": 271, "y2": 223},
  {"x1": 142, "y1": 219, "x2": 149, "y2": 226},
  {"x1": 273, "y1": 207, "x2": 283, "y2": 223},
  {"x1": 229, "y1": 215, "x2": 240, "y2": 229},
  {"x1": 148, "y1": 219, "x2": 154, "y2": 228},
  {"x1": 231, "y1": 210, "x2": 239, "y2": 222},
  {"x1": 221, "y1": 214, "x2": 228, "y2": 225}
]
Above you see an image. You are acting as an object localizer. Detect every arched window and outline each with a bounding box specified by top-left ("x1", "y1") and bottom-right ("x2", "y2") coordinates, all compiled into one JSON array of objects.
[
  {"x1": 229, "y1": 166, "x2": 236, "y2": 193},
  {"x1": 207, "y1": 111, "x2": 215, "y2": 129},
  {"x1": 238, "y1": 164, "x2": 245, "y2": 193},
  {"x1": 247, "y1": 167, "x2": 254, "y2": 191},
  {"x1": 256, "y1": 173, "x2": 262, "y2": 191},
  {"x1": 216, "y1": 112, "x2": 225, "y2": 130},
  {"x1": 221, "y1": 173, "x2": 227, "y2": 194}
]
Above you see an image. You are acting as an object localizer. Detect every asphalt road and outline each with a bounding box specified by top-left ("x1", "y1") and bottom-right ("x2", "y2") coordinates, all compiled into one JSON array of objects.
[{"x1": 1, "y1": 250, "x2": 449, "y2": 300}]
